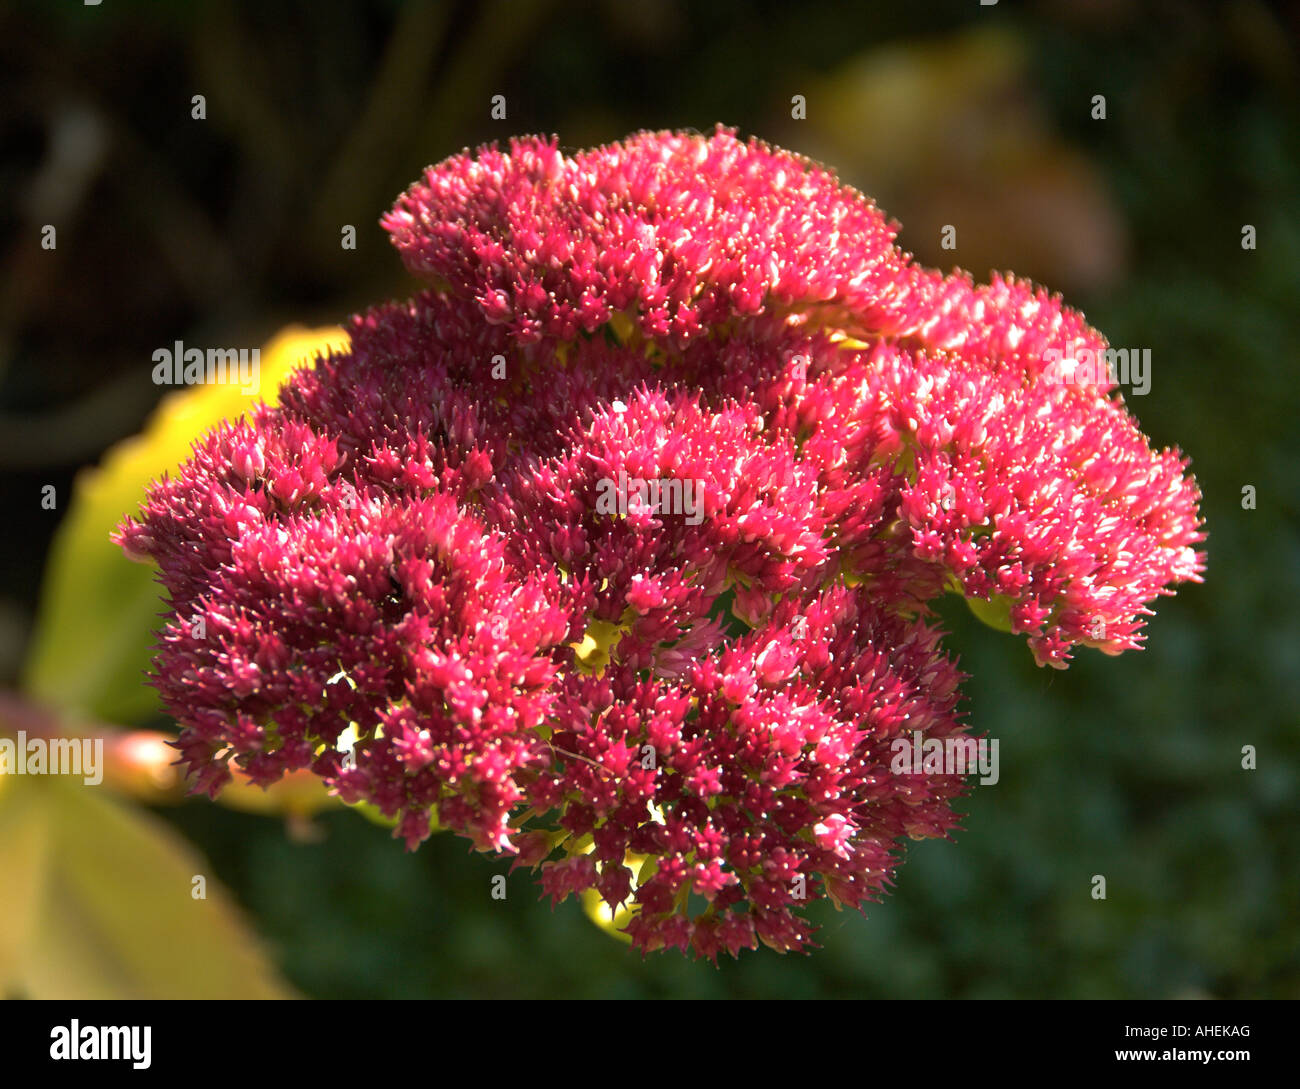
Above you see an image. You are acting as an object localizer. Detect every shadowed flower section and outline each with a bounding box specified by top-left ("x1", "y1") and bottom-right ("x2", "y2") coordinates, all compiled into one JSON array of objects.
[
  {"x1": 117, "y1": 126, "x2": 1204, "y2": 957},
  {"x1": 526, "y1": 588, "x2": 966, "y2": 960}
]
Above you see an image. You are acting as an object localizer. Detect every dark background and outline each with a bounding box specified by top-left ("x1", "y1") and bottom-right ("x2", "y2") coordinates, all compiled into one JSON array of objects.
[{"x1": 1, "y1": 0, "x2": 1297, "y2": 997}]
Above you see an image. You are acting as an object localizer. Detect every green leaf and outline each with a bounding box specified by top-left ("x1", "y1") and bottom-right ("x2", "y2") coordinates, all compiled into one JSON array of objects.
[{"x1": 965, "y1": 591, "x2": 1017, "y2": 633}]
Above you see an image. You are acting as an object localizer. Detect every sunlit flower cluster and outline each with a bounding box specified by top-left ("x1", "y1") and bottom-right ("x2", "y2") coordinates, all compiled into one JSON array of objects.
[{"x1": 118, "y1": 127, "x2": 1204, "y2": 958}]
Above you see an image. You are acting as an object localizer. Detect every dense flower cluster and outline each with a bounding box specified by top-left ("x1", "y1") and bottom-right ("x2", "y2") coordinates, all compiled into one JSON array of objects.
[{"x1": 118, "y1": 127, "x2": 1204, "y2": 958}]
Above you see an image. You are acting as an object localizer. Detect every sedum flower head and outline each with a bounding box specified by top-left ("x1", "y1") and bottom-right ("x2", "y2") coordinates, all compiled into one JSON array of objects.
[{"x1": 117, "y1": 127, "x2": 1204, "y2": 957}]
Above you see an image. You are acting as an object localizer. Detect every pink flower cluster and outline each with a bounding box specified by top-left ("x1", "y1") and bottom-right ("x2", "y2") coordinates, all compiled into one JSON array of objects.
[{"x1": 117, "y1": 127, "x2": 1204, "y2": 958}]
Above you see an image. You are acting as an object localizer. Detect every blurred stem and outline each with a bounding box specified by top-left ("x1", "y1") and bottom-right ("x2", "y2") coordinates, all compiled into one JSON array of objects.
[
  {"x1": 0, "y1": 690, "x2": 182, "y2": 803},
  {"x1": 0, "y1": 691, "x2": 337, "y2": 821},
  {"x1": 0, "y1": 101, "x2": 109, "y2": 389},
  {"x1": 109, "y1": 118, "x2": 240, "y2": 312},
  {"x1": 191, "y1": 3, "x2": 296, "y2": 184},
  {"x1": 413, "y1": 0, "x2": 554, "y2": 166},
  {"x1": 313, "y1": 0, "x2": 453, "y2": 241},
  {"x1": 0, "y1": 366, "x2": 158, "y2": 468}
]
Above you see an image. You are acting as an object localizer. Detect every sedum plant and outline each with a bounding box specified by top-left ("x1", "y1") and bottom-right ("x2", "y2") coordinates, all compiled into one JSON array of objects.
[{"x1": 116, "y1": 128, "x2": 1204, "y2": 959}]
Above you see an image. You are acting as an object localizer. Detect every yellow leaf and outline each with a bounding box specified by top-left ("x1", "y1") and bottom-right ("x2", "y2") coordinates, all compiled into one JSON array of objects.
[
  {"x1": 579, "y1": 850, "x2": 650, "y2": 945},
  {"x1": 0, "y1": 778, "x2": 53, "y2": 995},
  {"x1": 580, "y1": 887, "x2": 635, "y2": 944},
  {"x1": 1, "y1": 778, "x2": 294, "y2": 999}
]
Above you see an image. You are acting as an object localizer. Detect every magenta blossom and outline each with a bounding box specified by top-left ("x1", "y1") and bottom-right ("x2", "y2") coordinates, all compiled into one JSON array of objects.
[{"x1": 117, "y1": 127, "x2": 1204, "y2": 959}]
